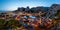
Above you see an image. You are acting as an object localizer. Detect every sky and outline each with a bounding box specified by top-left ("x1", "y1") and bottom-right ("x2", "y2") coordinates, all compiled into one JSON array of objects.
[{"x1": 0, "y1": 0, "x2": 60, "y2": 11}]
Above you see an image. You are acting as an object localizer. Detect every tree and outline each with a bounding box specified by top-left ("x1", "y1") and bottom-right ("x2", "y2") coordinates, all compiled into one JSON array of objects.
[{"x1": 56, "y1": 10, "x2": 60, "y2": 20}]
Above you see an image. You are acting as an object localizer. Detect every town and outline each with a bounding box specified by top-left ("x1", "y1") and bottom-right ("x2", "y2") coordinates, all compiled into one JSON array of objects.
[{"x1": 0, "y1": 4, "x2": 60, "y2": 30}]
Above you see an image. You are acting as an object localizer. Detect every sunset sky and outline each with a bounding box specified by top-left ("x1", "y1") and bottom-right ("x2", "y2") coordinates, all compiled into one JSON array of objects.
[{"x1": 0, "y1": 0, "x2": 60, "y2": 11}]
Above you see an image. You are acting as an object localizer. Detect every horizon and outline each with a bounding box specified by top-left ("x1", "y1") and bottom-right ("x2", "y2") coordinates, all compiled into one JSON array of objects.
[{"x1": 0, "y1": 0, "x2": 60, "y2": 11}]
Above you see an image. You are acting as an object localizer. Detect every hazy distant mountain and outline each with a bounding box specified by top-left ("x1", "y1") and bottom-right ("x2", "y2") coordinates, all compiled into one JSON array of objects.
[{"x1": 0, "y1": 10, "x2": 9, "y2": 13}]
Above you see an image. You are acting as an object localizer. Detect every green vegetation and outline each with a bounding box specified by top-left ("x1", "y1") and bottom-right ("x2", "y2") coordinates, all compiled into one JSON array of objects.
[
  {"x1": 0, "y1": 19, "x2": 6, "y2": 30},
  {"x1": 0, "y1": 19, "x2": 22, "y2": 30}
]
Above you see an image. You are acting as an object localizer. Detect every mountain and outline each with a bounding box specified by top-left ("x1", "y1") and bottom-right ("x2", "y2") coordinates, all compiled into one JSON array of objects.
[
  {"x1": 31, "y1": 7, "x2": 50, "y2": 12},
  {"x1": 14, "y1": 6, "x2": 50, "y2": 13},
  {"x1": 46, "y1": 4, "x2": 60, "y2": 18}
]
